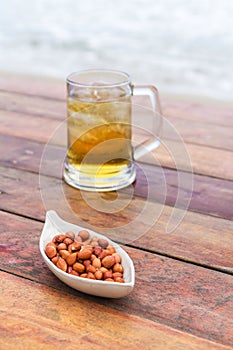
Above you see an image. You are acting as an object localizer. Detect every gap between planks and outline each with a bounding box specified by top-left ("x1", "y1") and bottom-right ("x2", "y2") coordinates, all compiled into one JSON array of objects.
[
  {"x1": 0, "y1": 211, "x2": 233, "y2": 347},
  {"x1": 1, "y1": 271, "x2": 232, "y2": 350}
]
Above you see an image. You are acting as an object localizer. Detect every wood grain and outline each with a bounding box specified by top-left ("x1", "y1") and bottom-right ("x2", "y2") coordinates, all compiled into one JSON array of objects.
[
  {"x1": 162, "y1": 98, "x2": 233, "y2": 127},
  {"x1": 1, "y1": 146, "x2": 233, "y2": 222},
  {"x1": 1, "y1": 132, "x2": 233, "y2": 181},
  {"x1": 0, "y1": 96, "x2": 232, "y2": 183},
  {"x1": 1, "y1": 271, "x2": 231, "y2": 350},
  {"x1": 0, "y1": 110, "x2": 65, "y2": 144},
  {"x1": 0, "y1": 212, "x2": 233, "y2": 347},
  {"x1": 1, "y1": 73, "x2": 233, "y2": 126},
  {"x1": 1, "y1": 92, "x2": 232, "y2": 152},
  {"x1": 0, "y1": 90, "x2": 65, "y2": 119},
  {"x1": 154, "y1": 140, "x2": 233, "y2": 180},
  {"x1": 0, "y1": 169, "x2": 232, "y2": 273},
  {"x1": 0, "y1": 73, "x2": 65, "y2": 99},
  {"x1": 163, "y1": 117, "x2": 233, "y2": 151}
]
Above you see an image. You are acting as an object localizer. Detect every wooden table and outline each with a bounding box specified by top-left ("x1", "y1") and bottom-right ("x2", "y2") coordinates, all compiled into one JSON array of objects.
[{"x1": 0, "y1": 73, "x2": 232, "y2": 349}]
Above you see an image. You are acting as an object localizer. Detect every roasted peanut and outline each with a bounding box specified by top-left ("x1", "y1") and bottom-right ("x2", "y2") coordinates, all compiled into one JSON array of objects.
[
  {"x1": 95, "y1": 270, "x2": 103, "y2": 280},
  {"x1": 78, "y1": 248, "x2": 92, "y2": 260},
  {"x1": 102, "y1": 255, "x2": 115, "y2": 269},
  {"x1": 78, "y1": 230, "x2": 90, "y2": 241},
  {"x1": 80, "y1": 273, "x2": 88, "y2": 278},
  {"x1": 86, "y1": 265, "x2": 96, "y2": 274},
  {"x1": 104, "y1": 270, "x2": 113, "y2": 280},
  {"x1": 68, "y1": 241, "x2": 82, "y2": 253},
  {"x1": 63, "y1": 237, "x2": 74, "y2": 246},
  {"x1": 57, "y1": 243, "x2": 67, "y2": 251},
  {"x1": 59, "y1": 249, "x2": 70, "y2": 260},
  {"x1": 46, "y1": 242, "x2": 57, "y2": 249},
  {"x1": 83, "y1": 259, "x2": 91, "y2": 267},
  {"x1": 92, "y1": 257, "x2": 101, "y2": 269},
  {"x1": 56, "y1": 257, "x2": 67, "y2": 272},
  {"x1": 100, "y1": 267, "x2": 108, "y2": 273},
  {"x1": 82, "y1": 244, "x2": 93, "y2": 251},
  {"x1": 99, "y1": 249, "x2": 112, "y2": 260},
  {"x1": 113, "y1": 263, "x2": 124, "y2": 273},
  {"x1": 75, "y1": 236, "x2": 82, "y2": 243},
  {"x1": 86, "y1": 272, "x2": 95, "y2": 279},
  {"x1": 94, "y1": 246, "x2": 102, "y2": 257},
  {"x1": 45, "y1": 230, "x2": 126, "y2": 283},
  {"x1": 114, "y1": 277, "x2": 124, "y2": 283},
  {"x1": 70, "y1": 270, "x2": 79, "y2": 276},
  {"x1": 90, "y1": 237, "x2": 99, "y2": 247},
  {"x1": 91, "y1": 254, "x2": 96, "y2": 261},
  {"x1": 113, "y1": 253, "x2": 121, "y2": 264},
  {"x1": 113, "y1": 272, "x2": 123, "y2": 279},
  {"x1": 98, "y1": 238, "x2": 109, "y2": 248},
  {"x1": 51, "y1": 255, "x2": 59, "y2": 265},
  {"x1": 73, "y1": 262, "x2": 85, "y2": 273},
  {"x1": 52, "y1": 234, "x2": 66, "y2": 243},
  {"x1": 107, "y1": 245, "x2": 116, "y2": 254},
  {"x1": 67, "y1": 266, "x2": 73, "y2": 274},
  {"x1": 90, "y1": 240, "x2": 99, "y2": 247},
  {"x1": 66, "y1": 252, "x2": 77, "y2": 266},
  {"x1": 65, "y1": 231, "x2": 75, "y2": 240},
  {"x1": 45, "y1": 244, "x2": 57, "y2": 259}
]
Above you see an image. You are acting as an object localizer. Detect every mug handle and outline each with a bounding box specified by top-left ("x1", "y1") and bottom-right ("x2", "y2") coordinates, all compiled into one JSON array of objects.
[{"x1": 132, "y1": 85, "x2": 163, "y2": 160}]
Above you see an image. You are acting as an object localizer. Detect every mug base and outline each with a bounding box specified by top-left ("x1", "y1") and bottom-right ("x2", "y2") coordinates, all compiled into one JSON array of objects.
[{"x1": 63, "y1": 162, "x2": 136, "y2": 192}]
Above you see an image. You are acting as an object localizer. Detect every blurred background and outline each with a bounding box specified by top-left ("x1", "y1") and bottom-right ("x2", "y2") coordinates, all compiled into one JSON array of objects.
[{"x1": 0, "y1": 0, "x2": 232, "y2": 102}]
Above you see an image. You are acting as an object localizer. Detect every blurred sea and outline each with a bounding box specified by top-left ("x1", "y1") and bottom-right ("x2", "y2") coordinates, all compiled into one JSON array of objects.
[{"x1": 0, "y1": 0, "x2": 232, "y2": 101}]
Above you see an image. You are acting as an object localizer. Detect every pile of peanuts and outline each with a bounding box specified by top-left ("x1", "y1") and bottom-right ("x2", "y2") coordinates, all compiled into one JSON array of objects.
[{"x1": 45, "y1": 229, "x2": 125, "y2": 283}]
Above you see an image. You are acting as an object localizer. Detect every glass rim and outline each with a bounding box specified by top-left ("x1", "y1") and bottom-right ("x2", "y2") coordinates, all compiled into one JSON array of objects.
[{"x1": 66, "y1": 69, "x2": 131, "y2": 88}]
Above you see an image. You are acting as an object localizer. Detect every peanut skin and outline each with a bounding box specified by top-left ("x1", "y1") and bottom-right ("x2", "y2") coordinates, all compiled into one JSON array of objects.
[
  {"x1": 56, "y1": 257, "x2": 67, "y2": 272},
  {"x1": 78, "y1": 248, "x2": 92, "y2": 260},
  {"x1": 73, "y1": 262, "x2": 85, "y2": 274},
  {"x1": 45, "y1": 245, "x2": 57, "y2": 259},
  {"x1": 102, "y1": 255, "x2": 115, "y2": 269}
]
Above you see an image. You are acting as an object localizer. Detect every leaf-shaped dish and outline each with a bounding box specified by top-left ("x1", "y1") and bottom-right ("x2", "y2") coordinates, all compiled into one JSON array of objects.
[{"x1": 39, "y1": 211, "x2": 135, "y2": 298}]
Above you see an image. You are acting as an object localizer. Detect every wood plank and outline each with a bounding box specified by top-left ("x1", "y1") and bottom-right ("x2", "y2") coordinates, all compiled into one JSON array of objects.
[
  {"x1": 163, "y1": 117, "x2": 233, "y2": 151},
  {"x1": 1, "y1": 89, "x2": 232, "y2": 176},
  {"x1": 0, "y1": 90, "x2": 66, "y2": 119},
  {"x1": 133, "y1": 104, "x2": 233, "y2": 151},
  {"x1": 0, "y1": 110, "x2": 65, "y2": 144},
  {"x1": 1, "y1": 109, "x2": 233, "y2": 179},
  {"x1": 2, "y1": 89, "x2": 233, "y2": 128},
  {"x1": 1, "y1": 75, "x2": 232, "y2": 168},
  {"x1": 0, "y1": 73, "x2": 65, "y2": 99},
  {"x1": 0, "y1": 86, "x2": 233, "y2": 150},
  {"x1": 1, "y1": 132, "x2": 233, "y2": 181},
  {"x1": 1, "y1": 143, "x2": 233, "y2": 222},
  {"x1": 0, "y1": 212, "x2": 233, "y2": 347},
  {"x1": 0, "y1": 133, "x2": 48, "y2": 174},
  {"x1": 1, "y1": 73, "x2": 233, "y2": 127},
  {"x1": 1, "y1": 272, "x2": 231, "y2": 350},
  {"x1": 135, "y1": 163, "x2": 233, "y2": 220},
  {"x1": 154, "y1": 140, "x2": 233, "y2": 181},
  {"x1": 1, "y1": 96, "x2": 232, "y2": 153},
  {"x1": 162, "y1": 98, "x2": 233, "y2": 127},
  {"x1": 0, "y1": 170, "x2": 232, "y2": 273}
]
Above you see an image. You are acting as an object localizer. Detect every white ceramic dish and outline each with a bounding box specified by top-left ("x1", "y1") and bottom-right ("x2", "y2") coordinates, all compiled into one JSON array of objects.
[{"x1": 39, "y1": 211, "x2": 135, "y2": 298}]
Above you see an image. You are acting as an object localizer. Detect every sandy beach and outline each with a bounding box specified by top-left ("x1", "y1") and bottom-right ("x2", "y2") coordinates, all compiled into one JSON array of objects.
[{"x1": 0, "y1": 0, "x2": 233, "y2": 103}]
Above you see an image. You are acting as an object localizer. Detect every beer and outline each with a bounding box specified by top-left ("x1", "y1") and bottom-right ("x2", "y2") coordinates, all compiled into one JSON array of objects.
[{"x1": 66, "y1": 91, "x2": 133, "y2": 182}]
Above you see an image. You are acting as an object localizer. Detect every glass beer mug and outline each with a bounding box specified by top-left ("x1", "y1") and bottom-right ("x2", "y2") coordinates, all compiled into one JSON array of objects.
[{"x1": 63, "y1": 69, "x2": 162, "y2": 191}]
